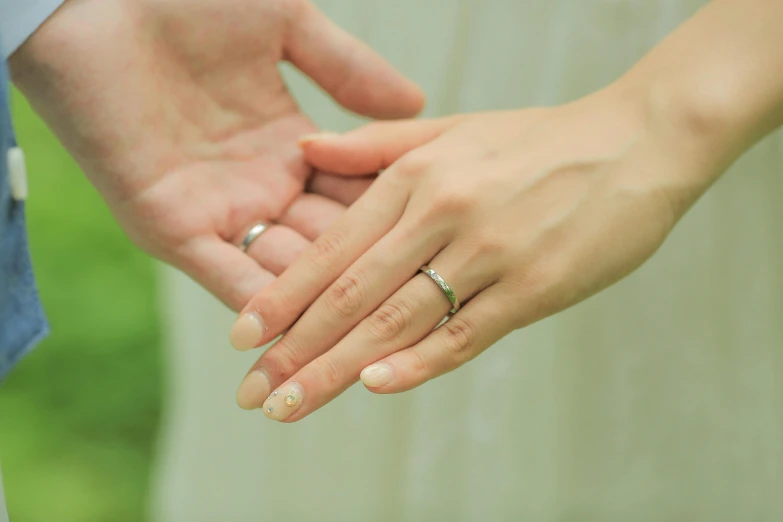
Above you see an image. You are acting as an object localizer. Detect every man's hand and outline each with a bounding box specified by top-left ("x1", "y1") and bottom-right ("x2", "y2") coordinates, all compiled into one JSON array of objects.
[{"x1": 9, "y1": 0, "x2": 424, "y2": 310}]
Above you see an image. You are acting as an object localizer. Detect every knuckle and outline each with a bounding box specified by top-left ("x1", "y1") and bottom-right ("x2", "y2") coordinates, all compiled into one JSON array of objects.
[
  {"x1": 281, "y1": 0, "x2": 309, "y2": 20},
  {"x1": 323, "y1": 269, "x2": 367, "y2": 318},
  {"x1": 309, "y1": 230, "x2": 347, "y2": 269},
  {"x1": 531, "y1": 263, "x2": 576, "y2": 318},
  {"x1": 251, "y1": 286, "x2": 292, "y2": 322},
  {"x1": 418, "y1": 186, "x2": 473, "y2": 222},
  {"x1": 260, "y1": 335, "x2": 304, "y2": 382},
  {"x1": 463, "y1": 230, "x2": 507, "y2": 263},
  {"x1": 366, "y1": 300, "x2": 414, "y2": 342},
  {"x1": 440, "y1": 317, "x2": 476, "y2": 363},
  {"x1": 437, "y1": 187, "x2": 474, "y2": 214},
  {"x1": 393, "y1": 149, "x2": 437, "y2": 180},
  {"x1": 304, "y1": 356, "x2": 344, "y2": 389},
  {"x1": 501, "y1": 262, "x2": 559, "y2": 330},
  {"x1": 409, "y1": 348, "x2": 430, "y2": 376},
  {"x1": 524, "y1": 260, "x2": 553, "y2": 294},
  {"x1": 521, "y1": 260, "x2": 561, "y2": 306}
]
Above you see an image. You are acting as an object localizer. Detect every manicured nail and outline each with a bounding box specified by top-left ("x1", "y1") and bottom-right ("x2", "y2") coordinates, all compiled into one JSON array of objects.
[
  {"x1": 230, "y1": 312, "x2": 265, "y2": 351},
  {"x1": 236, "y1": 370, "x2": 271, "y2": 410},
  {"x1": 262, "y1": 382, "x2": 304, "y2": 422},
  {"x1": 360, "y1": 363, "x2": 394, "y2": 388},
  {"x1": 297, "y1": 131, "x2": 338, "y2": 147}
]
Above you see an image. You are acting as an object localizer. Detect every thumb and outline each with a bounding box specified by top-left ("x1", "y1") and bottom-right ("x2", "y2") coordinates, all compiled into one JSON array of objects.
[
  {"x1": 285, "y1": 1, "x2": 425, "y2": 120},
  {"x1": 298, "y1": 118, "x2": 456, "y2": 175}
]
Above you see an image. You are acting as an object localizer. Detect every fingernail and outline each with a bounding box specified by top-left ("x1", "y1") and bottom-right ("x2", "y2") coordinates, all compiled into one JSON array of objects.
[
  {"x1": 297, "y1": 131, "x2": 338, "y2": 147},
  {"x1": 230, "y1": 312, "x2": 265, "y2": 351},
  {"x1": 262, "y1": 382, "x2": 304, "y2": 422},
  {"x1": 236, "y1": 370, "x2": 271, "y2": 410},
  {"x1": 360, "y1": 363, "x2": 394, "y2": 388}
]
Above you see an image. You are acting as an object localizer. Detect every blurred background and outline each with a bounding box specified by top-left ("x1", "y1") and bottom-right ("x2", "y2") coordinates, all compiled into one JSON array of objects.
[
  {"x1": 2, "y1": 2, "x2": 782, "y2": 521},
  {"x1": 0, "y1": 89, "x2": 161, "y2": 522}
]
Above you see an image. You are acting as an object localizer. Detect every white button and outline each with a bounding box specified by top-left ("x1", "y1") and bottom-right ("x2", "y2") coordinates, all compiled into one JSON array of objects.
[{"x1": 7, "y1": 146, "x2": 28, "y2": 201}]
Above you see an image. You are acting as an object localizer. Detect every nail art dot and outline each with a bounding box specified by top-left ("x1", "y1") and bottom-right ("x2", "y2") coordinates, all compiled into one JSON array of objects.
[
  {"x1": 273, "y1": 391, "x2": 278, "y2": 396},
  {"x1": 267, "y1": 406, "x2": 274, "y2": 413},
  {"x1": 284, "y1": 394, "x2": 298, "y2": 407}
]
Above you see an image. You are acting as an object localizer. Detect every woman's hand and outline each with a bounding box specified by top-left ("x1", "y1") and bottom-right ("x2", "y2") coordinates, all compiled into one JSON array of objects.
[{"x1": 229, "y1": 81, "x2": 735, "y2": 421}]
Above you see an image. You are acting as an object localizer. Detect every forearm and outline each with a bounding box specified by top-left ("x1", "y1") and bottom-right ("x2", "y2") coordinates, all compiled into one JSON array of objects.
[{"x1": 620, "y1": 0, "x2": 783, "y2": 173}]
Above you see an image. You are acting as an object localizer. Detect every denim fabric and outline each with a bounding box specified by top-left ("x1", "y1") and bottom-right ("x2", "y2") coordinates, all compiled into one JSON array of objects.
[
  {"x1": 0, "y1": 57, "x2": 48, "y2": 382},
  {"x1": 0, "y1": 0, "x2": 67, "y2": 59}
]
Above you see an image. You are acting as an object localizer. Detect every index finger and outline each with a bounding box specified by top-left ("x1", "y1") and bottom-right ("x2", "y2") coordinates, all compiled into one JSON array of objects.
[{"x1": 229, "y1": 171, "x2": 409, "y2": 351}]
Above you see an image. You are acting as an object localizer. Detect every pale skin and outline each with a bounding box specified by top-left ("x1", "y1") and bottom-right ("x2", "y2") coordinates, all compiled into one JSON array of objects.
[
  {"x1": 231, "y1": 0, "x2": 783, "y2": 421},
  {"x1": 9, "y1": 0, "x2": 424, "y2": 310}
]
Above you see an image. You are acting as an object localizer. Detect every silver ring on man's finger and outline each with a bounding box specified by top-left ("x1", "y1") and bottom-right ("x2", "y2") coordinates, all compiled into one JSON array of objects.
[{"x1": 240, "y1": 223, "x2": 271, "y2": 253}]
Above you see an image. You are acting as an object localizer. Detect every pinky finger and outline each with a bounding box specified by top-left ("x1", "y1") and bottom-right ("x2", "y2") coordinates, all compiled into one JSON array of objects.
[{"x1": 360, "y1": 285, "x2": 516, "y2": 394}]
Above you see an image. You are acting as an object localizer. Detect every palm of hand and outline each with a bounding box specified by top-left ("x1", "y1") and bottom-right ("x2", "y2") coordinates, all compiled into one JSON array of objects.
[{"x1": 11, "y1": 0, "x2": 423, "y2": 309}]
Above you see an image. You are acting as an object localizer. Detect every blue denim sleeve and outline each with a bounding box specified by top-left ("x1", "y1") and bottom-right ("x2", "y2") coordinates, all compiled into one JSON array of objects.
[
  {"x1": 0, "y1": 58, "x2": 49, "y2": 382},
  {"x1": 0, "y1": 0, "x2": 66, "y2": 59}
]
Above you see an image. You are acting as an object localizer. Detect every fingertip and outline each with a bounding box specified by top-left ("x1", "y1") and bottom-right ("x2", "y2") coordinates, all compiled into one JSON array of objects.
[
  {"x1": 360, "y1": 362, "x2": 395, "y2": 389},
  {"x1": 346, "y1": 78, "x2": 426, "y2": 120},
  {"x1": 230, "y1": 311, "x2": 267, "y2": 351},
  {"x1": 300, "y1": 134, "x2": 382, "y2": 175},
  {"x1": 372, "y1": 80, "x2": 427, "y2": 120},
  {"x1": 402, "y1": 82, "x2": 427, "y2": 118},
  {"x1": 297, "y1": 131, "x2": 340, "y2": 149},
  {"x1": 285, "y1": 1, "x2": 425, "y2": 121},
  {"x1": 236, "y1": 369, "x2": 272, "y2": 410}
]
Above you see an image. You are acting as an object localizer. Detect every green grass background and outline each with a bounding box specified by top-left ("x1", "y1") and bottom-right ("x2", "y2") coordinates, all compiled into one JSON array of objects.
[{"x1": 0, "y1": 90, "x2": 161, "y2": 522}]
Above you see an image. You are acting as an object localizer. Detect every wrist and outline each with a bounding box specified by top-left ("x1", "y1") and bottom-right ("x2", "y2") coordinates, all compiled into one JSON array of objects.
[
  {"x1": 579, "y1": 76, "x2": 730, "y2": 222},
  {"x1": 622, "y1": 65, "x2": 762, "y2": 167},
  {"x1": 610, "y1": 0, "x2": 783, "y2": 181}
]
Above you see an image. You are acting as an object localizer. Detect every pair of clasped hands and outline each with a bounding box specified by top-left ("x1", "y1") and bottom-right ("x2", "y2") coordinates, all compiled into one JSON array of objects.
[{"x1": 14, "y1": 0, "x2": 732, "y2": 422}]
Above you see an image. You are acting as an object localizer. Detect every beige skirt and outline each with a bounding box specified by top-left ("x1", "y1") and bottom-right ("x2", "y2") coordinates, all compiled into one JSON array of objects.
[{"x1": 151, "y1": 1, "x2": 783, "y2": 520}]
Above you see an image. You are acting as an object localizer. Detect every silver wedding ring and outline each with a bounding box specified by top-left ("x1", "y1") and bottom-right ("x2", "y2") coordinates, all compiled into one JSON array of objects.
[
  {"x1": 240, "y1": 223, "x2": 270, "y2": 253},
  {"x1": 419, "y1": 265, "x2": 461, "y2": 314}
]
